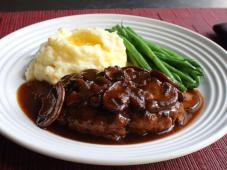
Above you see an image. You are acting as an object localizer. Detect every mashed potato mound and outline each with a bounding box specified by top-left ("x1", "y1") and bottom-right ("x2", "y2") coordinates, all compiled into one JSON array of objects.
[{"x1": 25, "y1": 28, "x2": 127, "y2": 84}]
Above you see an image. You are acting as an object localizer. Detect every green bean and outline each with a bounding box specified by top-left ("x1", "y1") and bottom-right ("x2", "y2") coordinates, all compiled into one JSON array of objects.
[
  {"x1": 126, "y1": 26, "x2": 202, "y2": 74},
  {"x1": 116, "y1": 25, "x2": 131, "y2": 40},
  {"x1": 109, "y1": 26, "x2": 150, "y2": 69},
  {"x1": 174, "y1": 80, "x2": 187, "y2": 91},
  {"x1": 173, "y1": 73, "x2": 182, "y2": 83},
  {"x1": 148, "y1": 41, "x2": 203, "y2": 73},
  {"x1": 125, "y1": 26, "x2": 203, "y2": 72},
  {"x1": 145, "y1": 40, "x2": 173, "y2": 57},
  {"x1": 157, "y1": 53, "x2": 203, "y2": 76},
  {"x1": 114, "y1": 26, "x2": 150, "y2": 69},
  {"x1": 124, "y1": 27, "x2": 175, "y2": 80},
  {"x1": 161, "y1": 48, "x2": 185, "y2": 60},
  {"x1": 185, "y1": 58, "x2": 202, "y2": 68},
  {"x1": 180, "y1": 67, "x2": 203, "y2": 77},
  {"x1": 189, "y1": 73, "x2": 200, "y2": 88},
  {"x1": 126, "y1": 50, "x2": 139, "y2": 67},
  {"x1": 161, "y1": 49, "x2": 204, "y2": 75},
  {"x1": 126, "y1": 27, "x2": 175, "y2": 60},
  {"x1": 114, "y1": 25, "x2": 125, "y2": 36},
  {"x1": 105, "y1": 28, "x2": 115, "y2": 33},
  {"x1": 154, "y1": 51, "x2": 196, "y2": 70},
  {"x1": 122, "y1": 37, "x2": 151, "y2": 70},
  {"x1": 148, "y1": 61, "x2": 158, "y2": 70},
  {"x1": 146, "y1": 40, "x2": 202, "y2": 71},
  {"x1": 163, "y1": 61, "x2": 196, "y2": 85}
]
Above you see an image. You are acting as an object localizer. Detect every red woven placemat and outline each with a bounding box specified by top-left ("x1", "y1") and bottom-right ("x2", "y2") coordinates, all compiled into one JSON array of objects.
[{"x1": 0, "y1": 8, "x2": 226, "y2": 170}]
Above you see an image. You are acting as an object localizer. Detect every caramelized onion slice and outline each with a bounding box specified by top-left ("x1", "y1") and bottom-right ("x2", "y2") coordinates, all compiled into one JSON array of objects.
[{"x1": 36, "y1": 82, "x2": 65, "y2": 128}]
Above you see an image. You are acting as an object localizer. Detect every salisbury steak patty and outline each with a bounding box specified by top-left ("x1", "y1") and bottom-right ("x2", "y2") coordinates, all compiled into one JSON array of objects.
[
  {"x1": 65, "y1": 106, "x2": 129, "y2": 141},
  {"x1": 37, "y1": 66, "x2": 186, "y2": 141}
]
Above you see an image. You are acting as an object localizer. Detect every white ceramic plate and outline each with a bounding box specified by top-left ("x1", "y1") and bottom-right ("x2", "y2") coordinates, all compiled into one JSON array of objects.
[{"x1": 0, "y1": 14, "x2": 226, "y2": 165}]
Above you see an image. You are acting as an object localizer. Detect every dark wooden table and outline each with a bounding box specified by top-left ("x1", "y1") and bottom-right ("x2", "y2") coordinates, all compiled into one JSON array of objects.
[{"x1": 0, "y1": 8, "x2": 227, "y2": 170}]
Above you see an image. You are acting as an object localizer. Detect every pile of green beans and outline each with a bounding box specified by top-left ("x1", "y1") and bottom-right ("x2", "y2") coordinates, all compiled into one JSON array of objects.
[{"x1": 106, "y1": 25, "x2": 203, "y2": 91}]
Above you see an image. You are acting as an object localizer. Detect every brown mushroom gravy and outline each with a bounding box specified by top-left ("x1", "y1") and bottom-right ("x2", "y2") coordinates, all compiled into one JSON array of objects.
[{"x1": 17, "y1": 66, "x2": 204, "y2": 144}]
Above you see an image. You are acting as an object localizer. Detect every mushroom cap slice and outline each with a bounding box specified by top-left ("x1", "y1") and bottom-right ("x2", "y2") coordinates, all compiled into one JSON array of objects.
[
  {"x1": 36, "y1": 82, "x2": 65, "y2": 128},
  {"x1": 103, "y1": 81, "x2": 130, "y2": 112}
]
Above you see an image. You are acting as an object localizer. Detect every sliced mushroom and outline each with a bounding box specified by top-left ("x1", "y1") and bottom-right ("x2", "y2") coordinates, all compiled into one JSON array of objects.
[
  {"x1": 123, "y1": 66, "x2": 150, "y2": 87},
  {"x1": 60, "y1": 73, "x2": 80, "y2": 86},
  {"x1": 95, "y1": 77, "x2": 111, "y2": 87},
  {"x1": 159, "y1": 82, "x2": 179, "y2": 107},
  {"x1": 182, "y1": 90, "x2": 201, "y2": 113},
  {"x1": 130, "y1": 87, "x2": 145, "y2": 111},
  {"x1": 104, "y1": 66, "x2": 125, "y2": 81},
  {"x1": 150, "y1": 70, "x2": 183, "y2": 102},
  {"x1": 103, "y1": 81, "x2": 130, "y2": 112},
  {"x1": 80, "y1": 69, "x2": 99, "y2": 81},
  {"x1": 122, "y1": 66, "x2": 145, "y2": 72},
  {"x1": 36, "y1": 82, "x2": 65, "y2": 128},
  {"x1": 150, "y1": 70, "x2": 177, "y2": 88},
  {"x1": 60, "y1": 73, "x2": 80, "y2": 94},
  {"x1": 65, "y1": 89, "x2": 95, "y2": 106},
  {"x1": 144, "y1": 80, "x2": 179, "y2": 112}
]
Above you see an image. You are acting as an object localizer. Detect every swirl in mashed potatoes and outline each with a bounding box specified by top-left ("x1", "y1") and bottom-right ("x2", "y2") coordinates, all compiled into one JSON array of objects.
[{"x1": 25, "y1": 28, "x2": 127, "y2": 84}]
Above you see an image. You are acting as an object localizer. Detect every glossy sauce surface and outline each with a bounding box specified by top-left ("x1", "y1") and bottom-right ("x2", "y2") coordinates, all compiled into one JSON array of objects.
[{"x1": 17, "y1": 80, "x2": 204, "y2": 145}]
